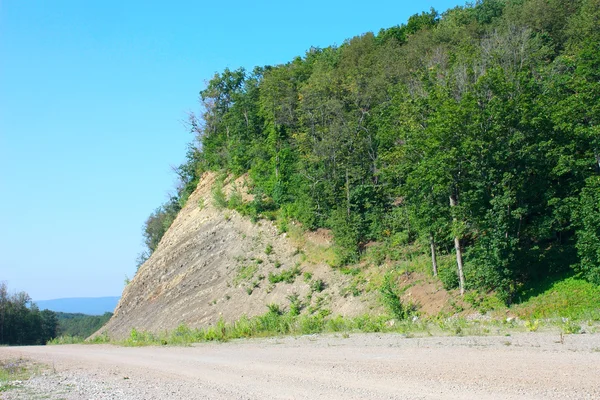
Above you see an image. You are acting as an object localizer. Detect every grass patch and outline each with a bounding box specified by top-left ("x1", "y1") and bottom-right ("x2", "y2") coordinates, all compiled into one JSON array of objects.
[
  {"x1": 463, "y1": 291, "x2": 506, "y2": 315},
  {"x1": 286, "y1": 224, "x2": 336, "y2": 266},
  {"x1": 117, "y1": 312, "x2": 398, "y2": 346},
  {"x1": 0, "y1": 359, "x2": 39, "y2": 392},
  {"x1": 514, "y1": 276, "x2": 600, "y2": 321},
  {"x1": 47, "y1": 335, "x2": 85, "y2": 345},
  {"x1": 310, "y1": 279, "x2": 326, "y2": 293},
  {"x1": 265, "y1": 244, "x2": 273, "y2": 255},
  {"x1": 47, "y1": 332, "x2": 110, "y2": 345},
  {"x1": 268, "y1": 265, "x2": 301, "y2": 284},
  {"x1": 340, "y1": 273, "x2": 366, "y2": 297},
  {"x1": 234, "y1": 264, "x2": 258, "y2": 285},
  {"x1": 56, "y1": 309, "x2": 600, "y2": 348}
]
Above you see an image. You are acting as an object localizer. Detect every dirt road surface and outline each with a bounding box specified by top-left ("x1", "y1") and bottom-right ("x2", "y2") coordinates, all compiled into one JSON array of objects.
[{"x1": 1, "y1": 332, "x2": 599, "y2": 399}]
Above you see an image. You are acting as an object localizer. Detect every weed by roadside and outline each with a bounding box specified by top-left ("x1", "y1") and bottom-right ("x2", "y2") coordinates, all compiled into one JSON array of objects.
[
  {"x1": 0, "y1": 358, "x2": 40, "y2": 392},
  {"x1": 46, "y1": 310, "x2": 600, "y2": 348},
  {"x1": 48, "y1": 332, "x2": 110, "y2": 345}
]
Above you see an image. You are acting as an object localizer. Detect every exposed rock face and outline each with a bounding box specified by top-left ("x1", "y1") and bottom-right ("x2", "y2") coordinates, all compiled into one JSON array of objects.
[{"x1": 98, "y1": 173, "x2": 375, "y2": 339}]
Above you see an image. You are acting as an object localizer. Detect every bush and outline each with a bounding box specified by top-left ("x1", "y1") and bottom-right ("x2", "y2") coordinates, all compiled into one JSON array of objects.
[
  {"x1": 142, "y1": 199, "x2": 180, "y2": 253},
  {"x1": 287, "y1": 293, "x2": 302, "y2": 316},
  {"x1": 575, "y1": 177, "x2": 600, "y2": 285},
  {"x1": 328, "y1": 208, "x2": 361, "y2": 266},
  {"x1": 438, "y1": 260, "x2": 459, "y2": 290},
  {"x1": 380, "y1": 274, "x2": 411, "y2": 320},
  {"x1": 211, "y1": 182, "x2": 227, "y2": 209},
  {"x1": 227, "y1": 186, "x2": 244, "y2": 210}
]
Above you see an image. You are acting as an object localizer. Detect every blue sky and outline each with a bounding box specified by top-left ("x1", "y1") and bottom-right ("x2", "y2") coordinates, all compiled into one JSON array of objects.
[{"x1": 0, "y1": 0, "x2": 465, "y2": 301}]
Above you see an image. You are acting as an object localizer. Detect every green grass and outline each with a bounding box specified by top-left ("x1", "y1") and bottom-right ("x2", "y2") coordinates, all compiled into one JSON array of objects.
[
  {"x1": 0, "y1": 359, "x2": 37, "y2": 392},
  {"x1": 48, "y1": 332, "x2": 111, "y2": 345},
  {"x1": 234, "y1": 264, "x2": 258, "y2": 285},
  {"x1": 268, "y1": 265, "x2": 301, "y2": 284},
  {"x1": 515, "y1": 276, "x2": 600, "y2": 321},
  {"x1": 285, "y1": 224, "x2": 337, "y2": 266},
  {"x1": 47, "y1": 335, "x2": 85, "y2": 345},
  {"x1": 110, "y1": 310, "x2": 542, "y2": 347},
  {"x1": 45, "y1": 302, "x2": 600, "y2": 349},
  {"x1": 265, "y1": 244, "x2": 273, "y2": 255},
  {"x1": 310, "y1": 279, "x2": 326, "y2": 293},
  {"x1": 118, "y1": 313, "x2": 393, "y2": 346}
]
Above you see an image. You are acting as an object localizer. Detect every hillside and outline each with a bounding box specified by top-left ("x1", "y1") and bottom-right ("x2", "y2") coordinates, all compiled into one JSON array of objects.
[
  {"x1": 100, "y1": 0, "x2": 600, "y2": 339},
  {"x1": 98, "y1": 173, "x2": 394, "y2": 339}
]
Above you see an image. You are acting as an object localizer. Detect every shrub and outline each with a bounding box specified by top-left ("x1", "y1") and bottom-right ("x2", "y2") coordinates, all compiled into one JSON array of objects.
[
  {"x1": 266, "y1": 303, "x2": 283, "y2": 315},
  {"x1": 265, "y1": 244, "x2": 273, "y2": 255},
  {"x1": 438, "y1": 260, "x2": 459, "y2": 290},
  {"x1": 211, "y1": 183, "x2": 227, "y2": 209},
  {"x1": 380, "y1": 274, "x2": 411, "y2": 320},
  {"x1": 310, "y1": 279, "x2": 326, "y2": 293},
  {"x1": 268, "y1": 265, "x2": 301, "y2": 284},
  {"x1": 575, "y1": 177, "x2": 600, "y2": 285},
  {"x1": 227, "y1": 186, "x2": 244, "y2": 210},
  {"x1": 287, "y1": 293, "x2": 302, "y2": 316}
]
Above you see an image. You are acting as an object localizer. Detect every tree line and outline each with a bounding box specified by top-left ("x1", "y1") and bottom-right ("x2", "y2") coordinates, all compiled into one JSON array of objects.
[
  {"x1": 0, "y1": 282, "x2": 58, "y2": 345},
  {"x1": 0, "y1": 283, "x2": 114, "y2": 345},
  {"x1": 55, "y1": 312, "x2": 112, "y2": 338},
  {"x1": 141, "y1": 0, "x2": 599, "y2": 302}
]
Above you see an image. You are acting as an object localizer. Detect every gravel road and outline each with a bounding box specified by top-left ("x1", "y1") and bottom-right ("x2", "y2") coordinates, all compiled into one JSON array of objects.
[{"x1": 1, "y1": 332, "x2": 599, "y2": 399}]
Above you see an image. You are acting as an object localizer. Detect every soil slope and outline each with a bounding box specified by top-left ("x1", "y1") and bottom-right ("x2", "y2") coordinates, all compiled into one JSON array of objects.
[{"x1": 98, "y1": 173, "x2": 377, "y2": 339}]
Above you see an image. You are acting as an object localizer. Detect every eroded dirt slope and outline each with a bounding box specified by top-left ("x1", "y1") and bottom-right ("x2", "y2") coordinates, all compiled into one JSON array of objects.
[{"x1": 99, "y1": 173, "x2": 377, "y2": 339}]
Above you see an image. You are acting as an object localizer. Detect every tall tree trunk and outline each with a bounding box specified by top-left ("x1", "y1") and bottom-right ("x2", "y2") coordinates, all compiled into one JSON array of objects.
[
  {"x1": 275, "y1": 133, "x2": 280, "y2": 180},
  {"x1": 429, "y1": 233, "x2": 438, "y2": 276},
  {"x1": 345, "y1": 167, "x2": 351, "y2": 217},
  {"x1": 449, "y1": 193, "x2": 466, "y2": 295}
]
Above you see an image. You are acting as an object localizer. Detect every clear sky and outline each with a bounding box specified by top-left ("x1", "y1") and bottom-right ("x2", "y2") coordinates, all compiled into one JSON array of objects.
[{"x1": 0, "y1": 0, "x2": 466, "y2": 301}]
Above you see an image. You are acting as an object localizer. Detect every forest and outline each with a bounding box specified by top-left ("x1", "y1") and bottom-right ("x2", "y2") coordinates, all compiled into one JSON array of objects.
[
  {"x1": 0, "y1": 283, "x2": 58, "y2": 345},
  {"x1": 0, "y1": 283, "x2": 113, "y2": 345},
  {"x1": 141, "y1": 0, "x2": 599, "y2": 303},
  {"x1": 54, "y1": 312, "x2": 113, "y2": 339}
]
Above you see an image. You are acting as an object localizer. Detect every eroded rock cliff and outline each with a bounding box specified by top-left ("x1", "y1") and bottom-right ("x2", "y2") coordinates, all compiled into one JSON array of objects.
[{"x1": 99, "y1": 173, "x2": 376, "y2": 339}]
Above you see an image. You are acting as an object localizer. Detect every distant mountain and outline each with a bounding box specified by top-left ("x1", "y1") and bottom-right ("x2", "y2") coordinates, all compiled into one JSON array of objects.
[{"x1": 35, "y1": 296, "x2": 120, "y2": 315}]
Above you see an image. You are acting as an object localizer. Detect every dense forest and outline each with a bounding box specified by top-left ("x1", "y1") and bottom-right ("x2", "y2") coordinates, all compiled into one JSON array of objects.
[
  {"x1": 141, "y1": 0, "x2": 599, "y2": 303},
  {"x1": 0, "y1": 283, "x2": 58, "y2": 345},
  {"x1": 0, "y1": 282, "x2": 113, "y2": 345},
  {"x1": 55, "y1": 312, "x2": 113, "y2": 338}
]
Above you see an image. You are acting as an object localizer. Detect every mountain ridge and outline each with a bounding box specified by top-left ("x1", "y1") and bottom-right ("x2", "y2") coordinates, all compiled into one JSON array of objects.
[{"x1": 35, "y1": 296, "x2": 120, "y2": 315}]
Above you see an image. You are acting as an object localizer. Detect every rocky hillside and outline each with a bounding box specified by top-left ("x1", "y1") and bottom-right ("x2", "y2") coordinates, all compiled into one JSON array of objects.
[{"x1": 98, "y1": 173, "x2": 385, "y2": 339}]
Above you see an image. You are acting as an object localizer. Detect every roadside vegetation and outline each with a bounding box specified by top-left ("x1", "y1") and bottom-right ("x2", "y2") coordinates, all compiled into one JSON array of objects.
[
  {"x1": 51, "y1": 273, "x2": 600, "y2": 347},
  {"x1": 0, "y1": 358, "x2": 42, "y2": 393},
  {"x1": 99, "y1": 309, "x2": 600, "y2": 348}
]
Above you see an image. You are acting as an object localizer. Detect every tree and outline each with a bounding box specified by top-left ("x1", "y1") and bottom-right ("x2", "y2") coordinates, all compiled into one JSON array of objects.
[{"x1": 0, "y1": 283, "x2": 58, "y2": 345}]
